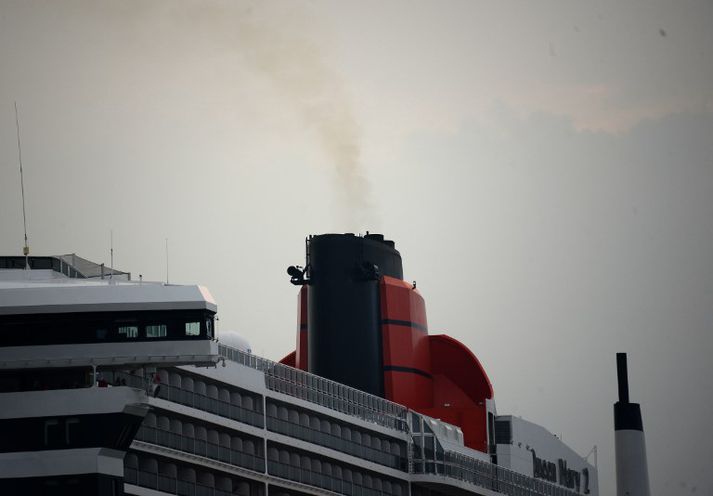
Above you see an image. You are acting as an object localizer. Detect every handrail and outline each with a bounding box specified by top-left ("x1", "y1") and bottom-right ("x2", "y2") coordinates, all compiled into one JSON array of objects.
[
  {"x1": 115, "y1": 371, "x2": 264, "y2": 428},
  {"x1": 120, "y1": 357, "x2": 587, "y2": 496},
  {"x1": 218, "y1": 344, "x2": 409, "y2": 432},
  {"x1": 134, "y1": 425, "x2": 265, "y2": 473},
  {"x1": 0, "y1": 255, "x2": 130, "y2": 279},
  {"x1": 266, "y1": 415, "x2": 407, "y2": 471},
  {"x1": 125, "y1": 468, "x2": 233, "y2": 496},
  {"x1": 267, "y1": 460, "x2": 403, "y2": 496},
  {"x1": 422, "y1": 450, "x2": 583, "y2": 496}
]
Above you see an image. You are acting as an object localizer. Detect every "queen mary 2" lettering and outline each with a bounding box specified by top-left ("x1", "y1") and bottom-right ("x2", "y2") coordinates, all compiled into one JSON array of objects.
[
  {"x1": 531, "y1": 450, "x2": 590, "y2": 493},
  {"x1": 531, "y1": 450, "x2": 557, "y2": 483}
]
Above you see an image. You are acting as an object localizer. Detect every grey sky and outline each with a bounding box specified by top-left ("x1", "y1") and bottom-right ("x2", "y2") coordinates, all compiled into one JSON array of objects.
[{"x1": 1, "y1": 1, "x2": 712, "y2": 494}]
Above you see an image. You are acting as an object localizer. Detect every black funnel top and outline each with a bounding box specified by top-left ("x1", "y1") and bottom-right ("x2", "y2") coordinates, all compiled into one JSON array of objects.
[
  {"x1": 305, "y1": 233, "x2": 403, "y2": 396},
  {"x1": 307, "y1": 233, "x2": 403, "y2": 281}
]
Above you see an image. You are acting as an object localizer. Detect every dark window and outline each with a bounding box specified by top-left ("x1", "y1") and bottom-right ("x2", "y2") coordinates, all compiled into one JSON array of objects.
[
  {"x1": 0, "y1": 310, "x2": 215, "y2": 347},
  {"x1": 488, "y1": 411, "x2": 496, "y2": 453},
  {"x1": 146, "y1": 324, "x2": 167, "y2": 338},
  {"x1": 1, "y1": 412, "x2": 142, "y2": 452},
  {"x1": 0, "y1": 367, "x2": 92, "y2": 392},
  {"x1": 185, "y1": 322, "x2": 200, "y2": 336},
  {"x1": 118, "y1": 326, "x2": 138, "y2": 338},
  {"x1": 206, "y1": 319, "x2": 213, "y2": 338},
  {"x1": 494, "y1": 420, "x2": 512, "y2": 444}
]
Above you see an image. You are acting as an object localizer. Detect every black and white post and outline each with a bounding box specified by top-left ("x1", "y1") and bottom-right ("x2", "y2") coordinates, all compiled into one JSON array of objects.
[{"x1": 614, "y1": 353, "x2": 651, "y2": 496}]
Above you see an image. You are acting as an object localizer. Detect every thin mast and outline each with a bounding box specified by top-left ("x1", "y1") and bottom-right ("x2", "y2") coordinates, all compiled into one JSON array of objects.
[
  {"x1": 110, "y1": 229, "x2": 114, "y2": 280},
  {"x1": 14, "y1": 101, "x2": 30, "y2": 269},
  {"x1": 165, "y1": 238, "x2": 169, "y2": 284}
]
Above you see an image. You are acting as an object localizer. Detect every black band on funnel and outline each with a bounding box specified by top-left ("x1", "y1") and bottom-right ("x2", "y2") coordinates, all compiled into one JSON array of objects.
[{"x1": 614, "y1": 402, "x2": 643, "y2": 431}]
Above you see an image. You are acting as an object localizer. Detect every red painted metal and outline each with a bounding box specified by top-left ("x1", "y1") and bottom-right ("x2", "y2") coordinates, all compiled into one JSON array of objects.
[
  {"x1": 285, "y1": 273, "x2": 495, "y2": 453},
  {"x1": 429, "y1": 334, "x2": 493, "y2": 401},
  {"x1": 295, "y1": 286, "x2": 309, "y2": 371},
  {"x1": 380, "y1": 276, "x2": 433, "y2": 408},
  {"x1": 279, "y1": 350, "x2": 296, "y2": 367},
  {"x1": 379, "y1": 276, "x2": 494, "y2": 452},
  {"x1": 423, "y1": 334, "x2": 494, "y2": 452}
]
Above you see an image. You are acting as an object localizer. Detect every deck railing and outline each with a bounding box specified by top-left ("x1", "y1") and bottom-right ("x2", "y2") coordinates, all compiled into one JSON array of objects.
[
  {"x1": 218, "y1": 344, "x2": 409, "y2": 432},
  {"x1": 414, "y1": 451, "x2": 583, "y2": 496},
  {"x1": 115, "y1": 370, "x2": 264, "y2": 428},
  {"x1": 134, "y1": 425, "x2": 265, "y2": 473},
  {"x1": 266, "y1": 415, "x2": 407, "y2": 471},
  {"x1": 118, "y1": 353, "x2": 589, "y2": 496},
  {"x1": 125, "y1": 468, "x2": 233, "y2": 496},
  {"x1": 267, "y1": 460, "x2": 402, "y2": 496}
]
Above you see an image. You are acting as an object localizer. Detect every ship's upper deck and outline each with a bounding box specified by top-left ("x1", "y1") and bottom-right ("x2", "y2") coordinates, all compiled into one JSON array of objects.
[
  {"x1": 0, "y1": 254, "x2": 130, "y2": 279},
  {"x1": 0, "y1": 254, "x2": 219, "y2": 369},
  {"x1": 0, "y1": 255, "x2": 216, "y2": 315}
]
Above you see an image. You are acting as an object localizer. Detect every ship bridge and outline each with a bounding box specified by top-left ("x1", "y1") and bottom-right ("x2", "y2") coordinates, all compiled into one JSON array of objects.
[{"x1": 0, "y1": 254, "x2": 219, "y2": 370}]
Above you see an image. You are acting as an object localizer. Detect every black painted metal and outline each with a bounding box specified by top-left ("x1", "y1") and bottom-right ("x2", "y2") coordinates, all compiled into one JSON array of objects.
[
  {"x1": 614, "y1": 352, "x2": 645, "y2": 431},
  {"x1": 0, "y1": 412, "x2": 144, "y2": 452},
  {"x1": 616, "y1": 352, "x2": 630, "y2": 403},
  {"x1": 381, "y1": 318, "x2": 428, "y2": 333},
  {"x1": 305, "y1": 233, "x2": 403, "y2": 397},
  {"x1": 614, "y1": 402, "x2": 644, "y2": 431},
  {"x1": 383, "y1": 365, "x2": 433, "y2": 379}
]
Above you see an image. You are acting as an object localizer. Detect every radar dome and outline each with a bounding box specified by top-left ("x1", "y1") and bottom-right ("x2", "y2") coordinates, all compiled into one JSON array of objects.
[{"x1": 220, "y1": 331, "x2": 252, "y2": 354}]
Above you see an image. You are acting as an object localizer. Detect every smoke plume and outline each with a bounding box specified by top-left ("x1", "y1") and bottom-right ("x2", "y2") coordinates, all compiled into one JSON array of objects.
[{"x1": 232, "y1": 4, "x2": 374, "y2": 230}]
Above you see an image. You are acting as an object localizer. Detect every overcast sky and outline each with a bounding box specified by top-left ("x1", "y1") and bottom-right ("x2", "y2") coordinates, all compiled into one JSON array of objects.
[{"x1": 1, "y1": 1, "x2": 712, "y2": 494}]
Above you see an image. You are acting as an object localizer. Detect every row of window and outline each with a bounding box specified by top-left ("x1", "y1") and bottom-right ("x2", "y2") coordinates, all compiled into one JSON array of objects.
[
  {"x1": 146, "y1": 368, "x2": 266, "y2": 428},
  {"x1": 125, "y1": 451, "x2": 263, "y2": 496},
  {"x1": 266, "y1": 399, "x2": 407, "y2": 471},
  {"x1": 113, "y1": 321, "x2": 201, "y2": 339},
  {"x1": 0, "y1": 310, "x2": 214, "y2": 346},
  {"x1": 266, "y1": 441, "x2": 407, "y2": 496},
  {"x1": 0, "y1": 412, "x2": 142, "y2": 452},
  {"x1": 0, "y1": 367, "x2": 93, "y2": 392},
  {"x1": 135, "y1": 422, "x2": 265, "y2": 473}
]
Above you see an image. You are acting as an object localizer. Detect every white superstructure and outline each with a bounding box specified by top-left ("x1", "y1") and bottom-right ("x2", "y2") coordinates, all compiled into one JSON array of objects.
[
  {"x1": 0, "y1": 255, "x2": 219, "y2": 495},
  {"x1": 0, "y1": 255, "x2": 598, "y2": 496}
]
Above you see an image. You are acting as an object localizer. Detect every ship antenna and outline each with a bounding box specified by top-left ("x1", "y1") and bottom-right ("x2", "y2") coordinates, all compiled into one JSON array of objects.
[
  {"x1": 14, "y1": 101, "x2": 30, "y2": 269},
  {"x1": 165, "y1": 237, "x2": 169, "y2": 284},
  {"x1": 110, "y1": 229, "x2": 114, "y2": 281}
]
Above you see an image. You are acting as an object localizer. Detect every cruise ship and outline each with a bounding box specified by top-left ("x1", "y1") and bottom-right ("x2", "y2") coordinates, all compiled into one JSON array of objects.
[{"x1": 0, "y1": 234, "x2": 598, "y2": 496}]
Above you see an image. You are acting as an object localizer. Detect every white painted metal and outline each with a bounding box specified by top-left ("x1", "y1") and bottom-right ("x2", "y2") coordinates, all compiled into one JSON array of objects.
[
  {"x1": 219, "y1": 331, "x2": 252, "y2": 353},
  {"x1": 495, "y1": 415, "x2": 598, "y2": 495},
  {"x1": 0, "y1": 280, "x2": 216, "y2": 315},
  {"x1": 0, "y1": 447, "x2": 125, "y2": 478},
  {"x1": 0, "y1": 256, "x2": 600, "y2": 496},
  {"x1": 0, "y1": 340, "x2": 219, "y2": 369},
  {"x1": 0, "y1": 386, "x2": 148, "y2": 418},
  {"x1": 615, "y1": 430, "x2": 651, "y2": 496}
]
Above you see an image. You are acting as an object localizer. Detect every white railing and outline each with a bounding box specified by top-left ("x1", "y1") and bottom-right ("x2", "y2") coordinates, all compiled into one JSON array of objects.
[
  {"x1": 218, "y1": 344, "x2": 409, "y2": 432},
  {"x1": 135, "y1": 425, "x2": 265, "y2": 473},
  {"x1": 120, "y1": 351, "x2": 590, "y2": 496},
  {"x1": 125, "y1": 468, "x2": 233, "y2": 496},
  {"x1": 115, "y1": 370, "x2": 264, "y2": 427},
  {"x1": 420, "y1": 451, "x2": 583, "y2": 496},
  {"x1": 266, "y1": 414, "x2": 407, "y2": 470}
]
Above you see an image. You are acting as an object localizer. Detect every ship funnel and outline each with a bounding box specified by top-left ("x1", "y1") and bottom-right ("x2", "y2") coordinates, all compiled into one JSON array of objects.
[
  {"x1": 614, "y1": 353, "x2": 651, "y2": 496},
  {"x1": 303, "y1": 233, "x2": 402, "y2": 396}
]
